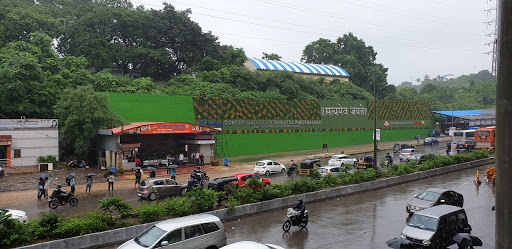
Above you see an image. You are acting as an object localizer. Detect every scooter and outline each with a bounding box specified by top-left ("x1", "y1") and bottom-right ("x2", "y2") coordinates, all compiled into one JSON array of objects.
[
  {"x1": 282, "y1": 208, "x2": 309, "y2": 232},
  {"x1": 48, "y1": 193, "x2": 78, "y2": 209}
]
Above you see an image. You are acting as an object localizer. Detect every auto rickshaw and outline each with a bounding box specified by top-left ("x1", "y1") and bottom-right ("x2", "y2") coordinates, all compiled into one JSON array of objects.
[
  {"x1": 485, "y1": 167, "x2": 496, "y2": 184},
  {"x1": 356, "y1": 155, "x2": 374, "y2": 169},
  {"x1": 299, "y1": 158, "x2": 321, "y2": 176}
]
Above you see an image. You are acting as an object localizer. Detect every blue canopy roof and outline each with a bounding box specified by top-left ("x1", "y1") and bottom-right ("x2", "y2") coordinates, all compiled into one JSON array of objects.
[
  {"x1": 247, "y1": 58, "x2": 350, "y2": 77},
  {"x1": 432, "y1": 110, "x2": 484, "y2": 116}
]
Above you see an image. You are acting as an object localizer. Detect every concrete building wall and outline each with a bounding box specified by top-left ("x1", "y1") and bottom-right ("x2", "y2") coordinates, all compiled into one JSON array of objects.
[{"x1": 0, "y1": 129, "x2": 59, "y2": 167}]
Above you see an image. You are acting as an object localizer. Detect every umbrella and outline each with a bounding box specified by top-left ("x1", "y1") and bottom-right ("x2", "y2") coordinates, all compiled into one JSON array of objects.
[
  {"x1": 167, "y1": 165, "x2": 178, "y2": 169},
  {"x1": 103, "y1": 172, "x2": 117, "y2": 178},
  {"x1": 453, "y1": 234, "x2": 483, "y2": 247},
  {"x1": 85, "y1": 173, "x2": 96, "y2": 177},
  {"x1": 146, "y1": 167, "x2": 157, "y2": 172},
  {"x1": 385, "y1": 238, "x2": 412, "y2": 249},
  {"x1": 37, "y1": 173, "x2": 52, "y2": 179},
  {"x1": 67, "y1": 173, "x2": 76, "y2": 180},
  {"x1": 133, "y1": 167, "x2": 141, "y2": 171}
]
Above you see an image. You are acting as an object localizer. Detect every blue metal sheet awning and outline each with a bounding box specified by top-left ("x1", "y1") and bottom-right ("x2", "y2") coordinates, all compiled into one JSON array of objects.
[
  {"x1": 247, "y1": 58, "x2": 350, "y2": 77},
  {"x1": 432, "y1": 110, "x2": 484, "y2": 116}
]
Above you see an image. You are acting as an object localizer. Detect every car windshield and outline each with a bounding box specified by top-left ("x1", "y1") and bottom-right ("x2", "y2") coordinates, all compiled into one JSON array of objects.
[
  {"x1": 317, "y1": 168, "x2": 327, "y2": 174},
  {"x1": 331, "y1": 156, "x2": 341, "y2": 159},
  {"x1": 425, "y1": 138, "x2": 432, "y2": 141},
  {"x1": 140, "y1": 180, "x2": 150, "y2": 187},
  {"x1": 134, "y1": 225, "x2": 166, "y2": 247},
  {"x1": 407, "y1": 214, "x2": 438, "y2": 231},
  {"x1": 256, "y1": 162, "x2": 266, "y2": 166},
  {"x1": 416, "y1": 191, "x2": 441, "y2": 201}
]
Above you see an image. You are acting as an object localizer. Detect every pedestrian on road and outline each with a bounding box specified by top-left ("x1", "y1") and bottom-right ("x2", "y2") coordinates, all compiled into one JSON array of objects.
[
  {"x1": 166, "y1": 159, "x2": 171, "y2": 174},
  {"x1": 199, "y1": 153, "x2": 204, "y2": 166},
  {"x1": 85, "y1": 175, "x2": 93, "y2": 194},
  {"x1": 171, "y1": 167, "x2": 176, "y2": 180},
  {"x1": 69, "y1": 175, "x2": 75, "y2": 194},
  {"x1": 135, "y1": 169, "x2": 141, "y2": 189},
  {"x1": 107, "y1": 172, "x2": 115, "y2": 191},
  {"x1": 44, "y1": 177, "x2": 50, "y2": 199},
  {"x1": 150, "y1": 169, "x2": 156, "y2": 178},
  {"x1": 37, "y1": 178, "x2": 45, "y2": 199}
]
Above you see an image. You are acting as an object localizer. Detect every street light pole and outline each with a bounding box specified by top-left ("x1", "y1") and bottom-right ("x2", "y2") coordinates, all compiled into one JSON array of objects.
[{"x1": 373, "y1": 69, "x2": 377, "y2": 167}]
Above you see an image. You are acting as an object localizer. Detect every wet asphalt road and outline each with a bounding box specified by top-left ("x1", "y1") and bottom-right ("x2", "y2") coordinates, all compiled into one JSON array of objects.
[
  {"x1": 5, "y1": 144, "x2": 451, "y2": 219},
  {"x1": 223, "y1": 164, "x2": 495, "y2": 249}
]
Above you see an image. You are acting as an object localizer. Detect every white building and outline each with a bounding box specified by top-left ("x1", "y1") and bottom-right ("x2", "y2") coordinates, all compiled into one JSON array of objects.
[{"x1": 0, "y1": 119, "x2": 59, "y2": 168}]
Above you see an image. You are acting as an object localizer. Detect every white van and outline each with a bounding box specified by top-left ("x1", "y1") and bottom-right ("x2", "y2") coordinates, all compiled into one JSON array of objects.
[{"x1": 118, "y1": 214, "x2": 227, "y2": 249}]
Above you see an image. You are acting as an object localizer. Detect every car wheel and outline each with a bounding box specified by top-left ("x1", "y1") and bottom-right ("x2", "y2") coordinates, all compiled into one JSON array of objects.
[
  {"x1": 281, "y1": 168, "x2": 285, "y2": 174},
  {"x1": 265, "y1": 171, "x2": 270, "y2": 176},
  {"x1": 282, "y1": 220, "x2": 291, "y2": 232},
  {"x1": 149, "y1": 192, "x2": 157, "y2": 201},
  {"x1": 264, "y1": 183, "x2": 270, "y2": 187},
  {"x1": 180, "y1": 188, "x2": 187, "y2": 196},
  {"x1": 353, "y1": 161, "x2": 357, "y2": 167},
  {"x1": 69, "y1": 197, "x2": 78, "y2": 206}
]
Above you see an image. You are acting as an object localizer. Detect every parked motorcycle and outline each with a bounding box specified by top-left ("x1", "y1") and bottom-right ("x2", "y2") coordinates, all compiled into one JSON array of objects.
[
  {"x1": 48, "y1": 193, "x2": 78, "y2": 209},
  {"x1": 282, "y1": 208, "x2": 309, "y2": 232},
  {"x1": 187, "y1": 177, "x2": 202, "y2": 191}
]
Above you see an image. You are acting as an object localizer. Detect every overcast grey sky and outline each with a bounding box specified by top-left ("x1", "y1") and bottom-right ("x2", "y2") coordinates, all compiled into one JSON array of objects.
[{"x1": 134, "y1": 0, "x2": 495, "y2": 85}]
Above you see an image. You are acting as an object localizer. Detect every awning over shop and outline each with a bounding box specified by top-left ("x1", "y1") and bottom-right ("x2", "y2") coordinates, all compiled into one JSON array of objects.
[{"x1": 110, "y1": 122, "x2": 219, "y2": 135}]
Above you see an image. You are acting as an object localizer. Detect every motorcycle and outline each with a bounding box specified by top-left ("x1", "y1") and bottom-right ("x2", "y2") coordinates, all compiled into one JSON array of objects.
[
  {"x1": 187, "y1": 177, "x2": 202, "y2": 191},
  {"x1": 384, "y1": 158, "x2": 393, "y2": 166},
  {"x1": 48, "y1": 193, "x2": 78, "y2": 209},
  {"x1": 282, "y1": 208, "x2": 309, "y2": 232},
  {"x1": 191, "y1": 171, "x2": 209, "y2": 184},
  {"x1": 446, "y1": 144, "x2": 452, "y2": 154},
  {"x1": 287, "y1": 166, "x2": 298, "y2": 176}
]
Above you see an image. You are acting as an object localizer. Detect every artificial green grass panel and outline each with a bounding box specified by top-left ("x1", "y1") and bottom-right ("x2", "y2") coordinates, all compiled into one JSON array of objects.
[
  {"x1": 101, "y1": 93, "x2": 195, "y2": 123},
  {"x1": 223, "y1": 129, "x2": 432, "y2": 157}
]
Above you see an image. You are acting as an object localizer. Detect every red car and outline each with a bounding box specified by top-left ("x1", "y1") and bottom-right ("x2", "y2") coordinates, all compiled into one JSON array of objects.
[{"x1": 231, "y1": 173, "x2": 271, "y2": 188}]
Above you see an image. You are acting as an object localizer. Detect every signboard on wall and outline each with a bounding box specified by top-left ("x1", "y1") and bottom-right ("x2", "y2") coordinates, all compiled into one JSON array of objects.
[
  {"x1": 0, "y1": 119, "x2": 58, "y2": 129},
  {"x1": 112, "y1": 122, "x2": 218, "y2": 135}
]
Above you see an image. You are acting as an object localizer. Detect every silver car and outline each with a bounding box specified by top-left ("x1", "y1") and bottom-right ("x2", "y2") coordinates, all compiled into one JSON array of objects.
[
  {"x1": 399, "y1": 148, "x2": 418, "y2": 161},
  {"x1": 118, "y1": 214, "x2": 227, "y2": 249},
  {"x1": 137, "y1": 178, "x2": 188, "y2": 201},
  {"x1": 0, "y1": 208, "x2": 28, "y2": 223}
]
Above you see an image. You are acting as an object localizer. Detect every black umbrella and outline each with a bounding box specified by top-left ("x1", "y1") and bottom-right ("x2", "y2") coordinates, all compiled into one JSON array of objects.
[
  {"x1": 37, "y1": 173, "x2": 52, "y2": 179},
  {"x1": 146, "y1": 167, "x2": 157, "y2": 171},
  {"x1": 85, "y1": 173, "x2": 96, "y2": 177},
  {"x1": 133, "y1": 167, "x2": 141, "y2": 171},
  {"x1": 103, "y1": 172, "x2": 117, "y2": 178},
  {"x1": 167, "y1": 165, "x2": 178, "y2": 169},
  {"x1": 66, "y1": 173, "x2": 76, "y2": 180},
  {"x1": 385, "y1": 238, "x2": 412, "y2": 249},
  {"x1": 453, "y1": 234, "x2": 483, "y2": 247}
]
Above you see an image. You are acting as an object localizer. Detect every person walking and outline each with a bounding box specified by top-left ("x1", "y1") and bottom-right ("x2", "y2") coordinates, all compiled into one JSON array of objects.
[
  {"x1": 199, "y1": 153, "x2": 204, "y2": 166},
  {"x1": 134, "y1": 169, "x2": 142, "y2": 189},
  {"x1": 37, "y1": 178, "x2": 45, "y2": 199},
  {"x1": 135, "y1": 157, "x2": 140, "y2": 167},
  {"x1": 107, "y1": 172, "x2": 115, "y2": 191},
  {"x1": 43, "y1": 177, "x2": 50, "y2": 199},
  {"x1": 69, "y1": 175, "x2": 76, "y2": 194},
  {"x1": 171, "y1": 167, "x2": 176, "y2": 180},
  {"x1": 85, "y1": 175, "x2": 93, "y2": 194}
]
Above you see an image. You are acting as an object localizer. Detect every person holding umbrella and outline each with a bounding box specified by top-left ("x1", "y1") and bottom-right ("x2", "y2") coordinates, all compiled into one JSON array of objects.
[
  {"x1": 134, "y1": 169, "x2": 142, "y2": 189},
  {"x1": 67, "y1": 173, "x2": 76, "y2": 194},
  {"x1": 85, "y1": 173, "x2": 95, "y2": 194},
  {"x1": 44, "y1": 177, "x2": 50, "y2": 199},
  {"x1": 37, "y1": 178, "x2": 45, "y2": 199}
]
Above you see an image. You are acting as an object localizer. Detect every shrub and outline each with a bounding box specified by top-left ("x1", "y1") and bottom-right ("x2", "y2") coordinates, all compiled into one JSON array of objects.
[
  {"x1": 98, "y1": 196, "x2": 133, "y2": 219},
  {"x1": 161, "y1": 197, "x2": 192, "y2": 216},
  {"x1": 0, "y1": 213, "x2": 31, "y2": 247},
  {"x1": 259, "y1": 184, "x2": 287, "y2": 201},
  {"x1": 232, "y1": 187, "x2": 259, "y2": 205},
  {"x1": 186, "y1": 187, "x2": 218, "y2": 213},
  {"x1": 320, "y1": 174, "x2": 340, "y2": 187},
  {"x1": 289, "y1": 178, "x2": 319, "y2": 194},
  {"x1": 32, "y1": 212, "x2": 63, "y2": 239},
  {"x1": 53, "y1": 212, "x2": 113, "y2": 238},
  {"x1": 136, "y1": 201, "x2": 163, "y2": 223}
]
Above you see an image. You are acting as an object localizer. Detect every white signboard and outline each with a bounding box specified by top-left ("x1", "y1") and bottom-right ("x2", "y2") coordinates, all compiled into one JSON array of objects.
[
  {"x1": 375, "y1": 129, "x2": 381, "y2": 141},
  {"x1": 0, "y1": 119, "x2": 58, "y2": 129}
]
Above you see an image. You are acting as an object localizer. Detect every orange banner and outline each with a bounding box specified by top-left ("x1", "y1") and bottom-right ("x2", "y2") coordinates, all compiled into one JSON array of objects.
[{"x1": 120, "y1": 122, "x2": 217, "y2": 135}]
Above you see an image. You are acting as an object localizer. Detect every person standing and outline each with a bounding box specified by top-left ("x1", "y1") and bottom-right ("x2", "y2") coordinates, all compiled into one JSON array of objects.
[
  {"x1": 85, "y1": 175, "x2": 93, "y2": 194},
  {"x1": 199, "y1": 153, "x2": 204, "y2": 166},
  {"x1": 191, "y1": 152, "x2": 196, "y2": 164},
  {"x1": 37, "y1": 178, "x2": 45, "y2": 199},
  {"x1": 135, "y1": 157, "x2": 140, "y2": 167},
  {"x1": 195, "y1": 152, "x2": 200, "y2": 165},
  {"x1": 179, "y1": 153, "x2": 184, "y2": 166},
  {"x1": 69, "y1": 176, "x2": 76, "y2": 194},
  {"x1": 171, "y1": 167, "x2": 176, "y2": 180},
  {"x1": 166, "y1": 159, "x2": 171, "y2": 174},
  {"x1": 44, "y1": 177, "x2": 50, "y2": 199},
  {"x1": 107, "y1": 172, "x2": 115, "y2": 191},
  {"x1": 134, "y1": 169, "x2": 142, "y2": 189}
]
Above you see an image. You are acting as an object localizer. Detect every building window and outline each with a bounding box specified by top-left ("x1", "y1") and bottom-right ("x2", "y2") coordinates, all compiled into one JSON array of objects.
[{"x1": 14, "y1": 149, "x2": 21, "y2": 158}]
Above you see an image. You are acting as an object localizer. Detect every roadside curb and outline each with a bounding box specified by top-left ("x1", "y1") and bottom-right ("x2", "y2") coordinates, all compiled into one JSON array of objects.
[{"x1": 15, "y1": 157, "x2": 494, "y2": 249}]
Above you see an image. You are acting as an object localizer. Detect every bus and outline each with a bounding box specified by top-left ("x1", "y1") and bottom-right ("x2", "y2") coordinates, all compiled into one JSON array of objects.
[
  {"x1": 452, "y1": 129, "x2": 475, "y2": 141},
  {"x1": 474, "y1": 126, "x2": 496, "y2": 151}
]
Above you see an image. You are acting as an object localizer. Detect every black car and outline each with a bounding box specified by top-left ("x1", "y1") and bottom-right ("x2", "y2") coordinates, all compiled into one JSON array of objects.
[
  {"x1": 393, "y1": 143, "x2": 414, "y2": 153},
  {"x1": 208, "y1": 176, "x2": 238, "y2": 192},
  {"x1": 406, "y1": 188, "x2": 464, "y2": 214},
  {"x1": 456, "y1": 140, "x2": 475, "y2": 152}
]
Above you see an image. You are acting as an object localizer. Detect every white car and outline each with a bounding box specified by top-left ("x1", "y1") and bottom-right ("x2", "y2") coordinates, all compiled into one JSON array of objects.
[
  {"x1": 317, "y1": 166, "x2": 346, "y2": 176},
  {"x1": 254, "y1": 160, "x2": 286, "y2": 176},
  {"x1": 328, "y1": 154, "x2": 357, "y2": 167},
  {"x1": 221, "y1": 241, "x2": 285, "y2": 249},
  {"x1": 399, "y1": 148, "x2": 418, "y2": 161},
  {"x1": 1, "y1": 208, "x2": 28, "y2": 223}
]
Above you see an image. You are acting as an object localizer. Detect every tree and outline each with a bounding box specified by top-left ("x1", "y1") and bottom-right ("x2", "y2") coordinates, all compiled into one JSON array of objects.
[
  {"x1": 301, "y1": 33, "x2": 389, "y2": 92},
  {"x1": 262, "y1": 52, "x2": 282, "y2": 61},
  {"x1": 54, "y1": 85, "x2": 123, "y2": 159}
]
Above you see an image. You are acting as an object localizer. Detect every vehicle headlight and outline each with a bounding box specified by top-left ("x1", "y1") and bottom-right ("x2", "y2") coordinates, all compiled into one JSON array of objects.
[
  {"x1": 400, "y1": 233, "x2": 406, "y2": 239},
  {"x1": 423, "y1": 240, "x2": 431, "y2": 246}
]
